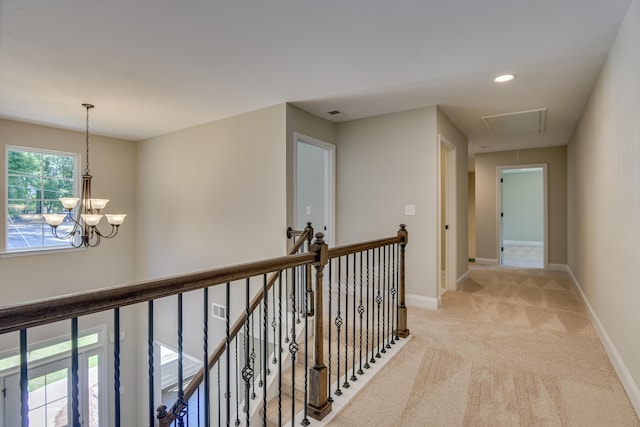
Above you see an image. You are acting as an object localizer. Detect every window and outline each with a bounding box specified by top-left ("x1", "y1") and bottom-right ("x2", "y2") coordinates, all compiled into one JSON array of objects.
[{"x1": 6, "y1": 146, "x2": 79, "y2": 252}]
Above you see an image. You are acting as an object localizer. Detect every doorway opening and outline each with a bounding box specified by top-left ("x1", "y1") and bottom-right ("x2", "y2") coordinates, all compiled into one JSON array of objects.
[
  {"x1": 438, "y1": 135, "x2": 457, "y2": 300},
  {"x1": 293, "y1": 133, "x2": 335, "y2": 246},
  {"x1": 498, "y1": 165, "x2": 547, "y2": 268}
]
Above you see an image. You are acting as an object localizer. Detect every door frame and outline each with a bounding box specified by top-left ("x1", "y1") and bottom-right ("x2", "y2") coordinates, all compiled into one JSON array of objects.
[
  {"x1": 496, "y1": 164, "x2": 548, "y2": 269},
  {"x1": 437, "y1": 134, "x2": 457, "y2": 300},
  {"x1": 293, "y1": 133, "x2": 336, "y2": 246}
]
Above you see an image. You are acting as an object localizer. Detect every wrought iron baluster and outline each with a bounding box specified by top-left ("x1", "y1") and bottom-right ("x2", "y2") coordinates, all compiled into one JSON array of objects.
[
  {"x1": 262, "y1": 274, "x2": 269, "y2": 427},
  {"x1": 328, "y1": 259, "x2": 333, "y2": 402},
  {"x1": 351, "y1": 252, "x2": 357, "y2": 382},
  {"x1": 301, "y1": 265, "x2": 310, "y2": 426},
  {"x1": 19, "y1": 329, "x2": 28, "y2": 427},
  {"x1": 148, "y1": 301, "x2": 155, "y2": 427},
  {"x1": 272, "y1": 275, "x2": 278, "y2": 366},
  {"x1": 381, "y1": 245, "x2": 387, "y2": 354},
  {"x1": 285, "y1": 267, "x2": 290, "y2": 344},
  {"x1": 335, "y1": 257, "x2": 343, "y2": 396},
  {"x1": 357, "y1": 251, "x2": 364, "y2": 376},
  {"x1": 217, "y1": 363, "x2": 221, "y2": 427},
  {"x1": 202, "y1": 288, "x2": 210, "y2": 427},
  {"x1": 289, "y1": 266, "x2": 299, "y2": 425},
  {"x1": 235, "y1": 337, "x2": 240, "y2": 426},
  {"x1": 386, "y1": 245, "x2": 392, "y2": 349},
  {"x1": 376, "y1": 247, "x2": 382, "y2": 359},
  {"x1": 391, "y1": 243, "x2": 398, "y2": 344},
  {"x1": 370, "y1": 248, "x2": 377, "y2": 365},
  {"x1": 176, "y1": 294, "x2": 187, "y2": 427},
  {"x1": 278, "y1": 271, "x2": 283, "y2": 427},
  {"x1": 251, "y1": 298, "x2": 257, "y2": 401},
  {"x1": 258, "y1": 300, "x2": 263, "y2": 390},
  {"x1": 112, "y1": 312, "x2": 120, "y2": 427},
  {"x1": 226, "y1": 284, "x2": 231, "y2": 427},
  {"x1": 243, "y1": 278, "x2": 252, "y2": 425},
  {"x1": 343, "y1": 255, "x2": 350, "y2": 390},
  {"x1": 365, "y1": 249, "x2": 371, "y2": 370}
]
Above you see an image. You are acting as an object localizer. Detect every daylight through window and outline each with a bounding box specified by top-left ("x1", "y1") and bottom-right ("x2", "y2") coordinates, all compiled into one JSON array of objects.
[{"x1": 6, "y1": 146, "x2": 79, "y2": 252}]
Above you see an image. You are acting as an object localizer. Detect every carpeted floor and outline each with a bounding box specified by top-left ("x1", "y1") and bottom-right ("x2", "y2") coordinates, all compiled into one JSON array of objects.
[{"x1": 326, "y1": 266, "x2": 640, "y2": 426}]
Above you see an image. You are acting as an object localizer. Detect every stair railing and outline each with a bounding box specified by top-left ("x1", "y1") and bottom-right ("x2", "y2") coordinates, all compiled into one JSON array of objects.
[{"x1": 0, "y1": 224, "x2": 408, "y2": 427}]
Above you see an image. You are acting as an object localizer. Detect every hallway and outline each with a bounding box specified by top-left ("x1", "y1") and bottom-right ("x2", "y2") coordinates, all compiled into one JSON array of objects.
[{"x1": 327, "y1": 266, "x2": 639, "y2": 426}]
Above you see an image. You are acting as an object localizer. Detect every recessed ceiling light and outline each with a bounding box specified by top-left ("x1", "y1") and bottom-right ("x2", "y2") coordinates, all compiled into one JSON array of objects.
[{"x1": 494, "y1": 74, "x2": 515, "y2": 83}]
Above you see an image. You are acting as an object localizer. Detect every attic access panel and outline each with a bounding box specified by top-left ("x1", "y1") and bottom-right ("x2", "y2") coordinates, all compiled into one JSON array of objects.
[{"x1": 481, "y1": 108, "x2": 547, "y2": 137}]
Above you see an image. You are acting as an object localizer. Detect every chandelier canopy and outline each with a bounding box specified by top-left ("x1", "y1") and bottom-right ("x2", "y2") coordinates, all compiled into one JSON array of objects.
[{"x1": 42, "y1": 104, "x2": 126, "y2": 247}]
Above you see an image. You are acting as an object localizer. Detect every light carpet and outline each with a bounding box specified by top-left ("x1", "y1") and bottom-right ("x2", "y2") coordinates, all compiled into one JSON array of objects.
[{"x1": 326, "y1": 266, "x2": 639, "y2": 426}]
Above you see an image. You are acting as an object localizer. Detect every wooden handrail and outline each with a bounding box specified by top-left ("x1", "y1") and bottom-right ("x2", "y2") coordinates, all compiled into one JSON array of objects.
[
  {"x1": 327, "y1": 235, "x2": 403, "y2": 259},
  {"x1": 0, "y1": 251, "x2": 315, "y2": 336}
]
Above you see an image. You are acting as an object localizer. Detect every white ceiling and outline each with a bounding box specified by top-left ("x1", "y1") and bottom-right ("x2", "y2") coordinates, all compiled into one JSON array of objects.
[{"x1": 0, "y1": 0, "x2": 632, "y2": 167}]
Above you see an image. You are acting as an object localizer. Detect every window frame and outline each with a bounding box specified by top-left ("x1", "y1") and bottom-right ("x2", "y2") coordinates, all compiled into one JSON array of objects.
[{"x1": 4, "y1": 145, "x2": 80, "y2": 254}]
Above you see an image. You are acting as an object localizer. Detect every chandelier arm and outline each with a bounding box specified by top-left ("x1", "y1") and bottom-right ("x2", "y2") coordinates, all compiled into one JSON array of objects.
[
  {"x1": 49, "y1": 212, "x2": 81, "y2": 241},
  {"x1": 93, "y1": 224, "x2": 120, "y2": 239}
]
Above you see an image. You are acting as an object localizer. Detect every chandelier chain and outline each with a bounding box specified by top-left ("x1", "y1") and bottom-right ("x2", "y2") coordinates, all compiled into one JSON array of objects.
[{"x1": 83, "y1": 103, "x2": 94, "y2": 175}]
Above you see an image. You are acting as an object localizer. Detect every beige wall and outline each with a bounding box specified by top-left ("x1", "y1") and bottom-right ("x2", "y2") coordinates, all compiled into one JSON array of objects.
[
  {"x1": 335, "y1": 106, "x2": 468, "y2": 301},
  {"x1": 136, "y1": 104, "x2": 288, "y2": 280},
  {"x1": 567, "y1": 0, "x2": 640, "y2": 412},
  {"x1": 0, "y1": 118, "x2": 139, "y2": 424},
  {"x1": 475, "y1": 146, "x2": 567, "y2": 265}
]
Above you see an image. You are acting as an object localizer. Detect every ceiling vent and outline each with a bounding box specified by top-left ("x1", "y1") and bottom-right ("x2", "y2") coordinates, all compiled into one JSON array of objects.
[
  {"x1": 327, "y1": 110, "x2": 346, "y2": 118},
  {"x1": 481, "y1": 108, "x2": 547, "y2": 137}
]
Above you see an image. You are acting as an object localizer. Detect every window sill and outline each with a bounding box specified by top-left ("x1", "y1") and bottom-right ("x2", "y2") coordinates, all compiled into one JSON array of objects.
[{"x1": 0, "y1": 246, "x2": 84, "y2": 258}]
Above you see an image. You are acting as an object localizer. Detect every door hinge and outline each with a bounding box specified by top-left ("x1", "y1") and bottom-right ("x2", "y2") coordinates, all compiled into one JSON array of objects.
[
  {"x1": 501, "y1": 178, "x2": 504, "y2": 183},
  {"x1": 501, "y1": 212, "x2": 504, "y2": 217},
  {"x1": 2, "y1": 388, "x2": 6, "y2": 398},
  {"x1": 501, "y1": 247, "x2": 504, "y2": 252},
  {"x1": 445, "y1": 225, "x2": 449, "y2": 230}
]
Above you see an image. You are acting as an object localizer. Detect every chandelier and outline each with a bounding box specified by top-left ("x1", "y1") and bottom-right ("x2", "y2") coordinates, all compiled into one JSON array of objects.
[{"x1": 42, "y1": 104, "x2": 126, "y2": 247}]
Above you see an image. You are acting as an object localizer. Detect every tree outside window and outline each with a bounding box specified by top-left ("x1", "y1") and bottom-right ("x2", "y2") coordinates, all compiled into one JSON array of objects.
[{"x1": 6, "y1": 146, "x2": 78, "y2": 251}]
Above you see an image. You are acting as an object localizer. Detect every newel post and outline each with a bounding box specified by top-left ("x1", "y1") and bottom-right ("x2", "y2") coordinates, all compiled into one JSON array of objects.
[
  {"x1": 397, "y1": 224, "x2": 410, "y2": 338},
  {"x1": 307, "y1": 232, "x2": 332, "y2": 420}
]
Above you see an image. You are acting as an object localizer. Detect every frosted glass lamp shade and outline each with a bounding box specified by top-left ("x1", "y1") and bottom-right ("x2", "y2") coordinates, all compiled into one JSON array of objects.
[
  {"x1": 59, "y1": 197, "x2": 80, "y2": 209},
  {"x1": 42, "y1": 213, "x2": 67, "y2": 227},
  {"x1": 81, "y1": 214, "x2": 103, "y2": 226},
  {"x1": 88, "y1": 198, "x2": 109, "y2": 210},
  {"x1": 105, "y1": 214, "x2": 126, "y2": 225}
]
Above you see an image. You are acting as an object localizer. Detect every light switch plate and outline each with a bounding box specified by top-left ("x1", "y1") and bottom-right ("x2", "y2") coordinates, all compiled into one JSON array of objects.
[{"x1": 404, "y1": 205, "x2": 416, "y2": 216}]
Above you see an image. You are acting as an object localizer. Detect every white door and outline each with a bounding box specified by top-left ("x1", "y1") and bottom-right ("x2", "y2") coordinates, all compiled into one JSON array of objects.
[{"x1": 294, "y1": 134, "x2": 335, "y2": 246}]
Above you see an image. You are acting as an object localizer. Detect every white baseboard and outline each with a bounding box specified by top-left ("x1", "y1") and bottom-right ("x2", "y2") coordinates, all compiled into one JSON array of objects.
[
  {"x1": 475, "y1": 258, "x2": 498, "y2": 265},
  {"x1": 567, "y1": 267, "x2": 640, "y2": 418},
  {"x1": 457, "y1": 270, "x2": 470, "y2": 289},
  {"x1": 547, "y1": 263, "x2": 568, "y2": 271},
  {"x1": 406, "y1": 293, "x2": 440, "y2": 310}
]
